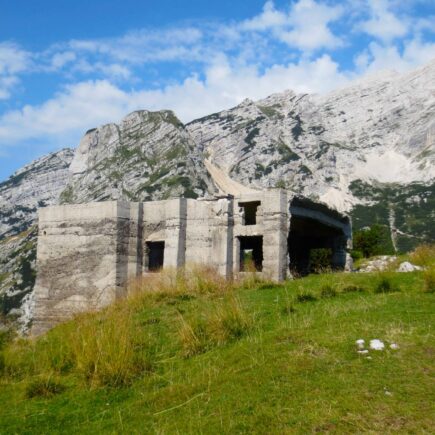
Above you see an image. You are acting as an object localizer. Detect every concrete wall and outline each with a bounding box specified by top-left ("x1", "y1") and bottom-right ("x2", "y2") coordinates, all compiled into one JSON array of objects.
[
  {"x1": 31, "y1": 191, "x2": 352, "y2": 334},
  {"x1": 32, "y1": 201, "x2": 130, "y2": 335}
]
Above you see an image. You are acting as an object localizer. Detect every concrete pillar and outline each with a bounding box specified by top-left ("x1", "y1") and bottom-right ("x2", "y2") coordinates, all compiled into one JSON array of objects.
[{"x1": 261, "y1": 190, "x2": 289, "y2": 281}]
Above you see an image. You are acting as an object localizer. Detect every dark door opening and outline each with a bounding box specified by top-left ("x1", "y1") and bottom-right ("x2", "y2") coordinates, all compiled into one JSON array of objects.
[
  {"x1": 239, "y1": 201, "x2": 261, "y2": 225},
  {"x1": 239, "y1": 236, "x2": 263, "y2": 271},
  {"x1": 288, "y1": 216, "x2": 341, "y2": 276},
  {"x1": 146, "y1": 241, "x2": 165, "y2": 272}
]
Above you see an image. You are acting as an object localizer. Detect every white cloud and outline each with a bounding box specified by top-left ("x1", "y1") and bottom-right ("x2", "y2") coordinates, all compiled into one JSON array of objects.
[
  {"x1": 241, "y1": 0, "x2": 344, "y2": 51},
  {"x1": 68, "y1": 27, "x2": 204, "y2": 64},
  {"x1": 0, "y1": 42, "x2": 30, "y2": 75},
  {"x1": 0, "y1": 54, "x2": 350, "y2": 147},
  {"x1": 0, "y1": 42, "x2": 31, "y2": 99},
  {"x1": 278, "y1": 0, "x2": 344, "y2": 51},
  {"x1": 241, "y1": 1, "x2": 287, "y2": 31},
  {"x1": 357, "y1": 0, "x2": 409, "y2": 41},
  {"x1": 0, "y1": 81, "x2": 129, "y2": 143},
  {"x1": 356, "y1": 38, "x2": 435, "y2": 73},
  {"x1": 50, "y1": 51, "x2": 76, "y2": 69}
]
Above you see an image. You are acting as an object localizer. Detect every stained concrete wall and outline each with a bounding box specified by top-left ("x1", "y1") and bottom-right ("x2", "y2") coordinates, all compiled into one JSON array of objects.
[
  {"x1": 32, "y1": 201, "x2": 130, "y2": 335},
  {"x1": 32, "y1": 190, "x2": 351, "y2": 334}
]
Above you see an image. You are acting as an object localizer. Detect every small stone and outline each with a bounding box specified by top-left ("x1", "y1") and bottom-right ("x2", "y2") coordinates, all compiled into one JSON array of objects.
[
  {"x1": 389, "y1": 343, "x2": 399, "y2": 350},
  {"x1": 370, "y1": 339, "x2": 385, "y2": 350},
  {"x1": 356, "y1": 339, "x2": 365, "y2": 349},
  {"x1": 397, "y1": 261, "x2": 422, "y2": 272},
  {"x1": 357, "y1": 349, "x2": 369, "y2": 354}
]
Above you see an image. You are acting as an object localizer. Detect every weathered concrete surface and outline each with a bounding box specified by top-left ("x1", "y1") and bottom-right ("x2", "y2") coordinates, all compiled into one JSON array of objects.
[{"x1": 32, "y1": 190, "x2": 351, "y2": 334}]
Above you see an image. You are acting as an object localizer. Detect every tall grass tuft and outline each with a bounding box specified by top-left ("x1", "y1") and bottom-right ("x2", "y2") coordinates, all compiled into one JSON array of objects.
[
  {"x1": 128, "y1": 265, "x2": 234, "y2": 305},
  {"x1": 2, "y1": 304, "x2": 154, "y2": 387},
  {"x1": 296, "y1": 292, "x2": 317, "y2": 303},
  {"x1": 178, "y1": 294, "x2": 251, "y2": 357},
  {"x1": 25, "y1": 375, "x2": 65, "y2": 398},
  {"x1": 409, "y1": 244, "x2": 435, "y2": 268},
  {"x1": 374, "y1": 273, "x2": 399, "y2": 294},
  {"x1": 423, "y1": 267, "x2": 435, "y2": 293},
  {"x1": 320, "y1": 285, "x2": 337, "y2": 298},
  {"x1": 209, "y1": 295, "x2": 252, "y2": 345},
  {"x1": 68, "y1": 305, "x2": 154, "y2": 387}
]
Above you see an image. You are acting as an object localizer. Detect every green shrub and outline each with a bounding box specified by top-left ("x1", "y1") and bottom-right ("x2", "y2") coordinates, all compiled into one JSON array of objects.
[
  {"x1": 353, "y1": 224, "x2": 395, "y2": 258},
  {"x1": 309, "y1": 248, "x2": 332, "y2": 273},
  {"x1": 375, "y1": 275, "x2": 399, "y2": 294},
  {"x1": 350, "y1": 250, "x2": 364, "y2": 261},
  {"x1": 25, "y1": 376, "x2": 65, "y2": 399}
]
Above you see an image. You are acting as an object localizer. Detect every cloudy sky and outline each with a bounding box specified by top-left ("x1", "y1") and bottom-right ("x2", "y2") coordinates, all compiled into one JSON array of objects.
[{"x1": 0, "y1": 0, "x2": 434, "y2": 180}]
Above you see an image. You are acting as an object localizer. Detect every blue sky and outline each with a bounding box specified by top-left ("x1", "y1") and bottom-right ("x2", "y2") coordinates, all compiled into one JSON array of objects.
[{"x1": 0, "y1": 0, "x2": 434, "y2": 180}]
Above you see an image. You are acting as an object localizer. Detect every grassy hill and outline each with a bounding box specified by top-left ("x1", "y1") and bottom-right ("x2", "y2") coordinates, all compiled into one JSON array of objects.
[{"x1": 0, "y1": 261, "x2": 434, "y2": 434}]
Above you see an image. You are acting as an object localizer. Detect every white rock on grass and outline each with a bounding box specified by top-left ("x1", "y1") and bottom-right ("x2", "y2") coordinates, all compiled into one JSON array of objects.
[
  {"x1": 389, "y1": 343, "x2": 399, "y2": 350},
  {"x1": 356, "y1": 339, "x2": 365, "y2": 349},
  {"x1": 397, "y1": 261, "x2": 423, "y2": 272},
  {"x1": 370, "y1": 339, "x2": 385, "y2": 350}
]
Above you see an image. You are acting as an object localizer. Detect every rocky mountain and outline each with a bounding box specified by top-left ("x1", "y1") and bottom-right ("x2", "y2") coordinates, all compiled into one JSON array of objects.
[
  {"x1": 0, "y1": 149, "x2": 74, "y2": 240},
  {"x1": 1, "y1": 60, "x2": 434, "y2": 330},
  {"x1": 187, "y1": 60, "x2": 435, "y2": 250},
  {"x1": 187, "y1": 60, "x2": 434, "y2": 210},
  {"x1": 62, "y1": 110, "x2": 213, "y2": 204}
]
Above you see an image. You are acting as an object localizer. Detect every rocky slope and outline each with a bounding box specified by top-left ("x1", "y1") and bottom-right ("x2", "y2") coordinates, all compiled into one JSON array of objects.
[
  {"x1": 187, "y1": 61, "x2": 435, "y2": 210},
  {"x1": 62, "y1": 110, "x2": 214, "y2": 204},
  {"x1": 0, "y1": 149, "x2": 74, "y2": 240},
  {"x1": 187, "y1": 60, "x2": 435, "y2": 250}
]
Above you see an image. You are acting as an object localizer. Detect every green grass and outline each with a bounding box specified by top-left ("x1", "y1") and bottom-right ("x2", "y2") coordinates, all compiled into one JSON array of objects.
[{"x1": 0, "y1": 271, "x2": 434, "y2": 433}]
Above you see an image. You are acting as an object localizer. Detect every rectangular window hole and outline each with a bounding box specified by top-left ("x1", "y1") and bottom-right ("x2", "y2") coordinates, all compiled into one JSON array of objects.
[
  {"x1": 146, "y1": 241, "x2": 165, "y2": 272},
  {"x1": 239, "y1": 235, "x2": 263, "y2": 271},
  {"x1": 239, "y1": 201, "x2": 261, "y2": 225}
]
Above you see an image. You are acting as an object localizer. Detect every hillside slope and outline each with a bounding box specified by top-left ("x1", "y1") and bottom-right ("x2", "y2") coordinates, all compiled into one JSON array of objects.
[{"x1": 0, "y1": 270, "x2": 433, "y2": 433}]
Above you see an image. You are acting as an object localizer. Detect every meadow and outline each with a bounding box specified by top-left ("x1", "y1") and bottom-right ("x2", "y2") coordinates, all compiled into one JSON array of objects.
[{"x1": 0, "y1": 248, "x2": 434, "y2": 434}]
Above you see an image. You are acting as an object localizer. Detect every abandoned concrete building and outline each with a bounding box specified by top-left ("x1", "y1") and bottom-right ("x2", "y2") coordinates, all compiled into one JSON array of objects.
[{"x1": 32, "y1": 190, "x2": 351, "y2": 334}]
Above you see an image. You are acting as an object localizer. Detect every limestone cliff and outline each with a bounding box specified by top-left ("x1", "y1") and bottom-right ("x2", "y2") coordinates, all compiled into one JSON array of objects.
[
  {"x1": 187, "y1": 60, "x2": 435, "y2": 250},
  {"x1": 61, "y1": 110, "x2": 214, "y2": 204}
]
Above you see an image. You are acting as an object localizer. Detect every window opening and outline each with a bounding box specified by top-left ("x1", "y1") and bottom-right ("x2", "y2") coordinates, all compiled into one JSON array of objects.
[
  {"x1": 239, "y1": 236, "x2": 263, "y2": 271},
  {"x1": 239, "y1": 201, "x2": 261, "y2": 225},
  {"x1": 146, "y1": 241, "x2": 165, "y2": 272}
]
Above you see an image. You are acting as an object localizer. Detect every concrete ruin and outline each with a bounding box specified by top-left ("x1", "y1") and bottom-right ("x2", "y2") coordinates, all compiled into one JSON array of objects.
[{"x1": 32, "y1": 190, "x2": 351, "y2": 334}]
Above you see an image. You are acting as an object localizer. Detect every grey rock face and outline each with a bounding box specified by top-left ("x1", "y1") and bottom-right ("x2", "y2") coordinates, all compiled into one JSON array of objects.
[
  {"x1": 62, "y1": 110, "x2": 214, "y2": 204},
  {"x1": 186, "y1": 61, "x2": 435, "y2": 212},
  {"x1": 0, "y1": 149, "x2": 74, "y2": 240}
]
